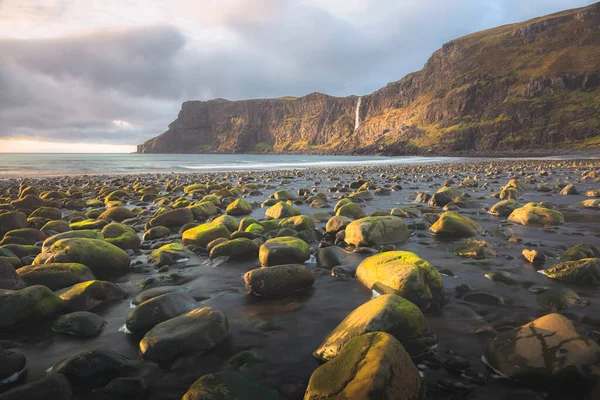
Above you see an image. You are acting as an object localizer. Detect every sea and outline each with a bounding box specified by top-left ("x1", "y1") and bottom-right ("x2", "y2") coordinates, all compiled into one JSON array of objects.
[{"x1": 0, "y1": 153, "x2": 596, "y2": 178}]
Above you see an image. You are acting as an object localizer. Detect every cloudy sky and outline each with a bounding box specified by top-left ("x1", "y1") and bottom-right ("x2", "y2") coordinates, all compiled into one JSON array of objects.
[{"x1": 0, "y1": 0, "x2": 595, "y2": 152}]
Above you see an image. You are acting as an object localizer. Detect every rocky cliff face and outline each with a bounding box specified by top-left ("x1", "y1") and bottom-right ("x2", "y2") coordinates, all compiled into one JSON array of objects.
[{"x1": 138, "y1": 2, "x2": 600, "y2": 155}]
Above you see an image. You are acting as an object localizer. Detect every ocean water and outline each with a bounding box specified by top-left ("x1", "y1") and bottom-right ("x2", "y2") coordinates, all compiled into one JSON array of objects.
[
  {"x1": 0, "y1": 153, "x2": 465, "y2": 178},
  {"x1": 0, "y1": 153, "x2": 596, "y2": 178}
]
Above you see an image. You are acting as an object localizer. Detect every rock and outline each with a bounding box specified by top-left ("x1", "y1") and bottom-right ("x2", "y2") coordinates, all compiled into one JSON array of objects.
[
  {"x1": 335, "y1": 202, "x2": 367, "y2": 219},
  {"x1": 69, "y1": 219, "x2": 109, "y2": 231},
  {"x1": 244, "y1": 264, "x2": 314, "y2": 298},
  {"x1": 273, "y1": 189, "x2": 296, "y2": 201},
  {"x1": 99, "y1": 206, "x2": 135, "y2": 222},
  {"x1": 41, "y1": 220, "x2": 71, "y2": 233},
  {"x1": 29, "y1": 206, "x2": 61, "y2": 220},
  {"x1": 148, "y1": 243, "x2": 194, "y2": 268},
  {"x1": 0, "y1": 372, "x2": 73, "y2": 400},
  {"x1": 209, "y1": 238, "x2": 259, "y2": 260},
  {"x1": 17, "y1": 262, "x2": 96, "y2": 291},
  {"x1": 325, "y1": 215, "x2": 353, "y2": 234},
  {"x1": 182, "y1": 371, "x2": 283, "y2": 400},
  {"x1": 142, "y1": 226, "x2": 170, "y2": 241},
  {"x1": 560, "y1": 184, "x2": 579, "y2": 195},
  {"x1": 0, "y1": 285, "x2": 64, "y2": 328},
  {"x1": 429, "y1": 212, "x2": 482, "y2": 238},
  {"x1": 92, "y1": 377, "x2": 147, "y2": 400},
  {"x1": 462, "y1": 292, "x2": 507, "y2": 305},
  {"x1": 126, "y1": 292, "x2": 198, "y2": 335},
  {"x1": 41, "y1": 229, "x2": 104, "y2": 251},
  {"x1": 147, "y1": 208, "x2": 194, "y2": 229},
  {"x1": 508, "y1": 202, "x2": 564, "y2": 226},
  {"x1": 182, "y1": 223, "x2": 231, "y2": 247},
  {"x1": 0, "y1": 211, "x2": 27, "y2": 239},
  {"x1": 484, "y1": 313, "x2": 600, "y2": 384},
  {"x1": 52, "y1": 311, "x2": 107, "y2": 337},
  {"x1": 131, "y1": 286, "x2": 188, "y2": 306},
  {"x1": 102, "y1": 223, "x2": 141, "y2": 250},
  {"x1": 345, "y1": 216, "x2": 410, "y2": 247},
  {"x1": 140, "y1": 307, "x2": 229, "y2": 364},
  {"x1": 11, "y1": 195, "x2": 44, "y2": 211},
  {"x1": 522, "y1": 249, "x2": 547, "y2": 263},
  {"x1": 539, "y1": 258, "x2": 600, "y2": 285},
  {"x1": 189, "y1": 201, "x2": 218, "y2": 219},
  {"x1": 53, "y1": 348, "x2": 145, "y2": 389},
  {"x1": 58, "y1": 280, "x2": 126, "y2": 311},
  {"x1": 2, "y1": 228, "x2": 47, "y2": 245},
  {"x1": 0, "y1": 259, "x2": 25, "y2": 290},
  {"x1": 226, "y1": 199, "x2": 253, "y2": 216},
  {"x1": 536, "y1": 287, "x2": 586, "y2": 311},
  {"x1": 305, "y1": 332, "x2": 424, "y2": 400},
  {"x1": 452, "y1": 239, "x2": 496, "y2": 259},
  {"x1": 259, "y1": 236, "x2": 309, "y2": 266},
  {"x1": 489, "y1": 199, "x2": 520, "y2": 217},
  {"x1": 316, "y1": 245, "x2": 347, "y2": 269},
  {"x1": 560, "y1": 244, "x2": 600, "y2": 262},
  {"x1": 314, "y1": 294, "x2": 436, "y2": 361},
  {"x1": 0, "y1": 349, "x2": 27, "y2": 389},
  {"x1": 265, "y1": 202, "x2": 300, "y2": 219},
  {"x1": 356, "y1": 251, "x2": 445, "y2": 309},
  {"x1": 280, "y1": 215, "x2": 315, "y2": 231},
  {"x1": 428, "y1": 190, "x2": 454, "y2": 207}
]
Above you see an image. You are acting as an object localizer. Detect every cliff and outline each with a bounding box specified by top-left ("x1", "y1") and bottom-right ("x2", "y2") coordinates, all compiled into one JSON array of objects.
[{"x1": 138, "y1": 2, "x2": 600, "y2": 155}]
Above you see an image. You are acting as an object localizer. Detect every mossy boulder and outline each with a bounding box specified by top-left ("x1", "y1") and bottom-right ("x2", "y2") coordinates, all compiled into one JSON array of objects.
[
  {"x1": 41, "y1": 220, "x2": 71, "y2": 234},
  {"x1": 101, "y1": 223, "x2": 141, "y2": 250},
  {"x1": 29, "y1": 207, "x2": 61, "y2": 220},
  {"x1": 189, "y1": 201, "x2": 219, "y2": 219},
  {"x1": 148, "y1": 243, "x2": 194, "y2": 268},
  {"x1": 578, "y1": 199, "x2": 600, "y2": 209},
  {"x1": 335, "y1": 202, "x2": 367, "y2": 219},
  {"x1": 356, "y1": 251, "x2": 445, "y2": 309},
  {"x1": 238, "y1": 217, "x2": 259, "y2": 232},
  {"x1": 182, "y1": 371, "x2": 283, "y2": 400},
  {"x1": 140, "y1": 307, "x2": 229, "y2": 364},
  {"x1": 452, "y1": 239, "x2": 496, "y2": 259},
  {"x1": 104, "y1": 190, "x2": 129, "y2": 204},
  {"x1": 33, "y1": 238, "x2": 130, "y2": 279},
  {"x1": 142, "y1": 226, "x2": 171, "y2": 241},
  {"x1": 42, "y1": 229, "x2": 104, "y2": 251},
  {"x1": 226, "y1": 199, "x2": 253, "y2": 216},
  {"x1": 539, "y1": 258, "x2": 600, "y2": 285},
  {"x1": 12, "y1": 195, "x2": 44, "y2": 210},
  {"x1": 126, "y1": 291, "x2": 199, "y2": 335},
  {"x1": 58, "y1": 280, "x2": 127, "y2": 311},
  {"x1": 348, "y1": 190, "x2": 373, "y2": 202},
  {"x1": 508, "y1": 202, "x2": 564, "y2": 226},
  {"x1": 259, "y1": 236, "x2": 309, "y2": 266},
  {"x1": 560, "y1": 244, "x2": 600, "y2": 262},
  {"x1": 536, "y1": 288, "x2": 586, "y2": 312},
  {"x1": 305, "y1": 332, "x2": 423, "y2": 400},
  {"x1": 325, "y1": 216, "x2": 353, "y2": 234},
  {"x1": 17, "y1": 263, "x2": 96, "y2": 291},
  {"x1": 2, "y1": 228, "x2": 47, "y2": 245},
  {"x1": 314, "y1": 294, "x2": 437, "y2": 361},
  {"x1": 0, "y1": 211, "x2": 27, "y2": 238},
  {"x1": 182, "y1": 223, "x2": 231, "y2": 248},
  {"x1": 265, "y1": 202, "x2": 300, "y2": 220},
  {"x1": 52, "y1": 311, "x2": 107, "y2": 337},
  {"x1": 212, "y1": 215, "x2": 239, "y2": 232},
  {"x1": 279, "y1": 215, "x2": 315, "y2": 231},
  {"x1": 0, "y1": 285, "x2": 64, "y2": 328},
  {"x1": 210, "y1": 238, "x2": 259, "y2": 260},
  {"x1": 345, "y1": 216, "x2": 410, "y2": 247},
  {"x1": 0, "y1": 258, "x2": 25, "y2": 290},
  {"x1": 98, "y1": 207, "x2": 135, "y2": 222},
  {"x1": 69, "y1": 219, "x2": 109, "y2": 231},
  {"x1": 489, "y1": 199, "x2": 520, "y2": 217},
  {"x1": 245, "y1": 223, "x2": 265, "y2": 234},
  {"x1": 244, "y1": 264, "x2": 314, "y2": 298},
  {"x1": 429, "y1": 212, "x2": 482, "y2": 238},
  {"x1": 273, "y1": 190, "x2": 296, "y2": 201},
  {"x1": 317, "y1": 245, "x2": 347, "y2": 269},
  {"x1": 148, "y1": 208, "x2": 194, "y2": 229},
  {"x1": 484, "y1": 313, "x2": 600, "y2": 385}
]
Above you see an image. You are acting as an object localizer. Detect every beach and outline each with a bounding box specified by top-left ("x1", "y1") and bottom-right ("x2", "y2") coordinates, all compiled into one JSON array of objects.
[{"x1": 1, "y1": 158, "x2": 600, "y2": 399}]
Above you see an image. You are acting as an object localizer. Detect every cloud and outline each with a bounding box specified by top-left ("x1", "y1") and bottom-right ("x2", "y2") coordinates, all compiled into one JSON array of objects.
[{"x1": 0, "y1": 0, "x2": 596, "y2": 145}]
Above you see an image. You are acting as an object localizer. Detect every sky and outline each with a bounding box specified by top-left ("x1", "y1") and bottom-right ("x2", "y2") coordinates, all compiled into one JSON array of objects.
[{"x1": 0, "y1": 0, "x2": 596, "y2": 153}]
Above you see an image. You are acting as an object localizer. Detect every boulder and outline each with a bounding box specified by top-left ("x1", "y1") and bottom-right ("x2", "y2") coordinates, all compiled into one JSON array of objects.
[
  {"x1": 560, "y1": 244, "x2": 600, "y2": 262},
  {"x1": 148, "y1": 243, "x2": 194, "y2": 268},
  {"x1": 42, "y1": 229, "x2": 104, "y2": 251},
  {"x1": 29, "y1": 206, "x2": 61, "y2": 220},
  {"x1": 2, "y1": 228, "x2": 47, "y2": 245},
  {"x1": 314, "y1": 294, "x2": 437, "y2": 361},
  {"x1": 244, "y1": 264, "x2": 314, "y2": 298},
  {"x1": 325, "y1": 216, "x2": 353, "y2": 234},
  {"x1": 305, "y1": 332, "x2": 423, "y2": 400},
  {"x1": 182, "y1": 223, "x2": 231, "y2": 247},
  {"x1": 140, "y1": 307, "x2": 229, "y2": 364},
  {"x1": 539, "y1": 258, "x2": 600, "y2": 285},
  {"x1": 279, "y1": 215, "x2": 315, "y2": 231},
  {"x1": 147, "y1": 208, "x2": 194, "y2": 229},
  {"x1": 126, "y1": 291, "x2": 198, "y2": 335},
  {"x1": 41, "y1": 220, "x2": 72, "y2": 233},
  {"x1": 485, "y1": 313, "x2": 600, "y2": 385},
  {"x1": 99, "y1": 207, "x2": 135, "y2": 222},
  {"x1": 69, "y1": 219, "x2": 109, "y2": 231},
  {"x1": 17, "y1": 263, "x2": 96, "y2": 291},
  {"x1": 452, "y1": 239, "x2": 496, "y2": 259},
  {"x1": 209, "y1": 238, "x2": 259, "y2": 260},
  {"x1": 182, "y1": 371, "x2": 283, "y2": 400},
  {"x1": 265, "y1": 202, "x2": 300, "y2": 219},
  {"x1": 0, "y1": 285, "x2": 64, "y2": 328},
  {"x1": 317, "y1": 246, "x2": 347, "y2": 269},
  {"x1": 226, "y1": 199, "x2": 253, "y2": 216},
  {"x1": 429, "y1": 212, "x2": 482, "y2": 238},
  {"x1": 273, "y1": 190, "x2": 296, "y2": 201},
  {"x1": 259, "y1": 236, "x2": 309, "y2": 266},
  {"x1": 33, "y1": 238, "x2": 130, "y2": 279},
  {"x1": 0, "y1": 349, "x2": 27, "y2": 390},
  {"x1": 345, "y1": 216, "x2": 410, "y2": 247},
  {"x1": 52, "y1": 311, "x2": 107, "y2": 337},
  {"x1": 0, "y1": 211, "x2": 28, "y2": 238},
  {"x1": 356, "y1": 251, "x2": 445, "y2": 309},
  {"x1": 58, "y1": 280, "x2": 127, "y2": 311},
  {"x1": 335, "y1": 203, "x2": 367, "y2": 219},
  {"x1": 0, "y1": 258, "x2": 25, "y2": 290},
  {"x1": 102, "y1": 223, "x2": 141, "y2": 250},
  {"x1": 142, "y1": 226, "x2": 171, "y2": 241},
  {"x1": 212, "y1": 215, "x2": 239, "y2": 232},
  {"x1": 0, "y1": 372, "x2": 73, "y2": 400},
  {"x1": 131, "y1": 286, "x2": 188, "y2": 306},
  {"x1": 508, "y1": 202, "x2": 564, "y2": 226},
  {"x1": 189, "y1": 201, "x2": 219, "y2": 219},
  {"x1": 489, "y1": 200, "x2": 520, "y2": 217}
]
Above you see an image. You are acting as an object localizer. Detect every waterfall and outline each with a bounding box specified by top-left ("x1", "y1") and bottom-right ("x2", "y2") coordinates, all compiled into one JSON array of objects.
[{"x1": 354, "y1": 97, "x2": 362, "y2": 130}]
